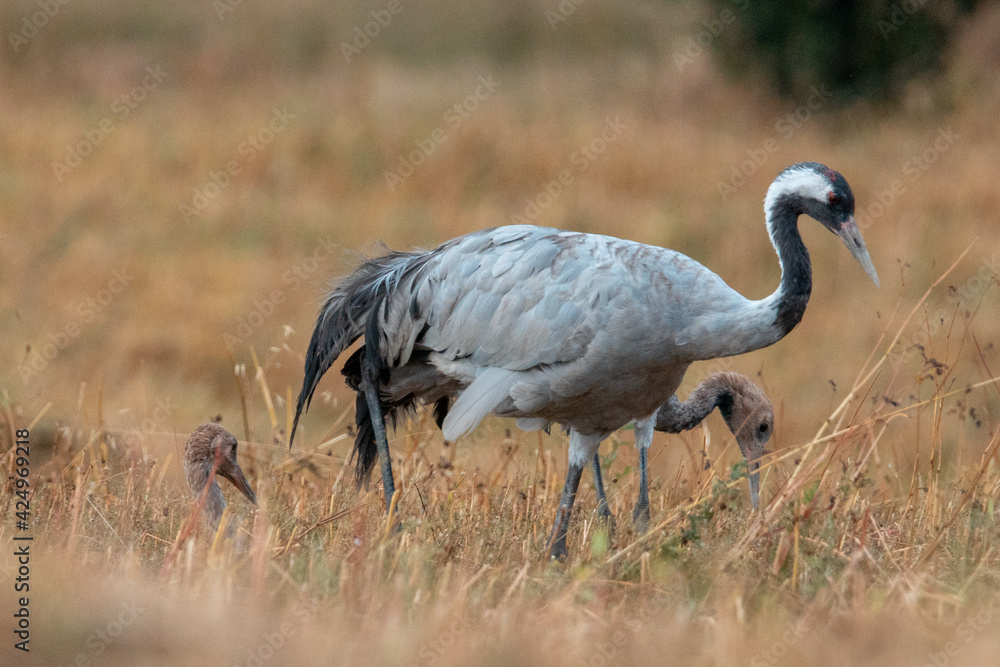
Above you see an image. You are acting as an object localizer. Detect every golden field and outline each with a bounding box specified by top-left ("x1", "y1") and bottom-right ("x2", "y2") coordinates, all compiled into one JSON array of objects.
[{"x1": 2, "y1": 1, "x2": 1000, "y2": 664}]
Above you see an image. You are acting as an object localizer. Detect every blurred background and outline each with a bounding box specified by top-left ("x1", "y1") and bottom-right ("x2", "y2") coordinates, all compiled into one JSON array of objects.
[
  {"x1": 4, "y1": 3, "x2": 1000, "y2": 664},
  {"x1": 1, "y1": 0, "x2": 998, "y2": 475}
]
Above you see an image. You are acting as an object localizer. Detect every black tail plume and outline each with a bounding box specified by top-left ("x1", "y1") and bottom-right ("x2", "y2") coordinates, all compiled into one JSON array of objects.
[
  {"x1": 342, "y1": 348, "x2": 451, "y2": 488},
  {"x1": 432, "y1": 396, "x2": 450, "y2": 430},
  {"x1": 290, "y1": 248, "x2": 430, "y2": 448},
  {"x1": 341, "y1": 346, "x2": 419, "y2": 488}
]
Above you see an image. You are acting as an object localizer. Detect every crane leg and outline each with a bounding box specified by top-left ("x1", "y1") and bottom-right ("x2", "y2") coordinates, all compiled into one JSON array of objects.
[
  {"x1": 362, "y1": 313, "x2": 396, "y2": 517},
  {"x1": 362, "y1": 375, "x2": 396, "y2": 515},
  {"x1": 632, "y1": 417, "x2": 654, "y2": 531},
  {"x1": 547, "y1": 431, "x2": 603, "y2": 560},
  {"x1": 547, "y1": 463, "x2": 584, "y2": 562},
  {"x1": 591, "y1": 453, "x2": 615, "y2": 525}
]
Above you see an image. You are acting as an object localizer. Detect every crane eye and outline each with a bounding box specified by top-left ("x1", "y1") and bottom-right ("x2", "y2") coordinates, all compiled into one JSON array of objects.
[
  {"x1": 828, "y1": 192, "x2": 842, "y2": 207},
  {"x1": 758, "y1": 423, "x2": 769, "y2": 434}
]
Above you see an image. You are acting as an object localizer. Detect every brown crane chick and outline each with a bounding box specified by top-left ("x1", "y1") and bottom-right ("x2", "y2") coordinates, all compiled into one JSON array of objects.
[{"x1": 184, "y1": 423, "x2": 258, "y2": 530}]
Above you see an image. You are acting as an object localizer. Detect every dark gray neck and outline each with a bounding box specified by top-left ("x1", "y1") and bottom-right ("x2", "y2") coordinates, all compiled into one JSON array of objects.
[
  {"x1": 681, "y1": 194, "x2": 813, "y2": 363},
  {"x1": 187, "y1": 465, "x2": 226, "y2": 529},
  {"x1": 767, "y1": 197, "x2": 812, "y2": 335},
  {"x1": 655, "y1": 379, "x2": 733, "y2": 433}
]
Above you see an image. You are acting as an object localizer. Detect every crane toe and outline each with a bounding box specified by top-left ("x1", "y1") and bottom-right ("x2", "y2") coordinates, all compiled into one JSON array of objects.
[{"x1": 632, "y1": 502, "x2": 650, "y2": 533}]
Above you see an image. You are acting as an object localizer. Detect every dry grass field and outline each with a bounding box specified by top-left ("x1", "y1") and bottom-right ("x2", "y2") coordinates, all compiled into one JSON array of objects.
[{"x1": 2, "y1": 1, "x2": 1000, "y2": 665}]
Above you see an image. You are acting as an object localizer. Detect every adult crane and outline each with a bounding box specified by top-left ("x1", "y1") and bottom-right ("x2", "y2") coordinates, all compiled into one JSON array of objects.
[{"x1": 291, "y1": 162, "x2": 878, "y2": 559}]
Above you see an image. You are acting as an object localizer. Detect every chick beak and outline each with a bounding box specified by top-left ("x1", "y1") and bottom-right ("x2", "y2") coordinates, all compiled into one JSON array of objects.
[
  {"x1": 748, "y1": 460, "x2": 760, "y2": 509},
  {"x1": 836, "y1": 215, "x2": 879, "y2": 287},
  {"x1": 219, "y1": 458, "x2": 258, "y2": 506}
]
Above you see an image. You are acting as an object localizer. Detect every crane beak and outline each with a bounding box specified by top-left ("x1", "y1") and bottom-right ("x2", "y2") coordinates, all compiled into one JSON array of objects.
[
  {"x1": 836, "y1": 215, "x2": 879, "y2": 287},
  {"x1": 219, "y1": 461, "x2": 258, "y2": 506},
  {"x1": 737, "y1": 431, "x2": 763, "y2": 509}
]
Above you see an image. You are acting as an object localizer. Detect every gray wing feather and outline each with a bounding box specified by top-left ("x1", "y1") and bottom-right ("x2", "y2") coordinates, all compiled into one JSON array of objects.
[
  {"x1": 516, "y1": 418, "x2": 551, "y2": 431},
  {"x1": 441, "y1": 367, "x2": 518, "y2": 441},
  {"x1": 420, "y1": 231, "x2": 612, "y2": 369}
]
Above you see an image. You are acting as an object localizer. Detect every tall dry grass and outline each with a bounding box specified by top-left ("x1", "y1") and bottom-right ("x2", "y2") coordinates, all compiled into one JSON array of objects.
[
  {"x1": 2, "y1": 1, "x2": 1000, "y2": 664},
  {"x1": 6, "y1": 281, "x2": 1000, "y2": 665}
]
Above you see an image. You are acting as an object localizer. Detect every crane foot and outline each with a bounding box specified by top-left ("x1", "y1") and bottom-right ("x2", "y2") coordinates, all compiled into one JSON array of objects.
[
  {"x1": 596, "y1": 503, "x2": 615, "y2": 537},
  {"x1": 632, "y1": 503, "x2": 650, "y2": 533}
]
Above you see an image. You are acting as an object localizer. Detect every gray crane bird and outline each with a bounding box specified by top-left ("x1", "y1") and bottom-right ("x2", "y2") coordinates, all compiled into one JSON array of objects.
[
  {"x1": 184, "y1": 423, "x2": 258, "y2": 530},
  {"x1": 291, "y1": 162, "x2": 878, "y2": 559},
  {"x1": 590, "y1": 371, "x2": 774, "y2": 531}
]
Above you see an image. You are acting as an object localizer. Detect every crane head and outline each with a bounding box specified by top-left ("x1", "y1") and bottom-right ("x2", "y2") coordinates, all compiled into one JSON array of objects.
[
  {"x1": 715, "y1": 374, "x2": 774, "y2": 509},
  {"x1": 186, "y1": 424, "x2": 258, "y2": 506},
  {"x1": 766, "y1": 162, "x2": 880, "y2": 287},
  {"x1": 213, "y1": 432, "x2": 258, "y2": 507}
]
